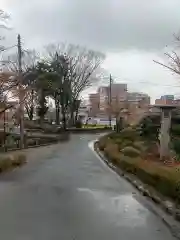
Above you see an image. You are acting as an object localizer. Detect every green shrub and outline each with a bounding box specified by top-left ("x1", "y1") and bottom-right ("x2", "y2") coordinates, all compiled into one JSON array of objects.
[
  {"x1": 120, "y1": 140, "x2": 134, "y2": 149},
  {"x1": 75, "y1": 120, "x2": 83, "y2": 129},
  {"x1": 104, "y1": 125, "x2": 111, "y2": 130},
  {"x1": 98, "y1": 138, "x2": 107, "y2": 151},
  {"x1": 138, "y1": 116, "x2": 160, "y2": 140},
  {"x1": 132, "y1": 141, "x2": 147, "y2": 152},
  {"x1": 118, "y1": 154, "x2": 141, "y2": 174},
  {"x1": 104, "y1": 143, "x2": 120, "y2": 164},
  {"x1": 0, "y1": 157, "x2": 12, "y2": 172},
  {"x1": 101, "y1": 138, "x2": 180, "y2": 201},
  {"x1": 172, "y1": 138, "x2": 180, "y2": 156},
  {"x1": 171, "y1": 125, "x2": 180, "y2": 136},
  {"x1": 121, "y1": 146, "x2": 141, "y2": 158},
  {"x1": 114, "y1": 138, "x2": 122, "y2": 146},
  {"x1": 117, "y1": 154, "x2": 179, "y2": 199},
  {"x1": 108, "y1": 132, "x2": 121, "y2": 139},
  {"x1": 120, "y1": 127, "x2": 139, "y2": 142},
  {"x1": 123, "y1": 160, "x2": 177, "y2": 199},
  {"x1": 108, "y1": 128, "x2": 138, "y2": 141},
  {"x1": 12, "y1": 154, "x2": 26, "y2": 166},
  {"x1": 0, "y1": 153, "x2": 26, "y2": 173}
]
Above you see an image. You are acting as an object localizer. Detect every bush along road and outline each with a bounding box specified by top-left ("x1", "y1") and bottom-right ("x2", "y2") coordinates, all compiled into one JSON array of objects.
[
  {"x1": 95, "y1": 128, "x2": 180, "y2": 239},
  {"x1": 0, "y1": 152, "x2": 26, "y2": 173}
]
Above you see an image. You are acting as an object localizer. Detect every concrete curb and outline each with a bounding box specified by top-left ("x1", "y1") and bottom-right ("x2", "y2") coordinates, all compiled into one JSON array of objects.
[{"x1": 94, "y1": 140, "x2": 180, "y2": 239}]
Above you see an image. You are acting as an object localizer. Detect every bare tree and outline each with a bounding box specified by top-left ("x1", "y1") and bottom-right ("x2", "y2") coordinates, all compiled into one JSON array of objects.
[
  {"x1": 20, "y1": 50, "x2": 39, "y2": 120},
  {"x1": 0, "y1": 9, "x2": 20, "y2": 115},
  {"x1": 45, "y1": 43, "x2": 105, "y2": 124},
  {"x1": 70, "y1": 47, "x2": 105, "y2": 97},
  {"x1": 0, "y1": 9, "x2": 10, "y2": 52},
  {"x1": 0, "y1": 9, "x2": 9, "y2": 27},
  {"x1": 46, "y1": 44, "x2": 105, "y2": 94},
  {"x1": 24, "y1": 89, "x2": 38, "y2": 120},
  {"x1": 1, "y1": 49, "x2": 40, "y2": 119},
  {"x1": 0, "y1": 72, "x2": 17, "y2": 113},
  {"x1": 154, "y1": 35, "x2": 180, "y2": 76}
]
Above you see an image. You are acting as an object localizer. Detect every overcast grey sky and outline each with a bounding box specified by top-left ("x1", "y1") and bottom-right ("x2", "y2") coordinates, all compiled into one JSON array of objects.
[{"x1": 2, "y1": 0, "x2": 180, "y2": 102}]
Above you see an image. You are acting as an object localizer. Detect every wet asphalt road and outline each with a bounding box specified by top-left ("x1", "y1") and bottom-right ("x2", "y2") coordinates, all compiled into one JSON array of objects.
[{"x1": 0, "y1": 134, "x2": 176, "y2": 240}]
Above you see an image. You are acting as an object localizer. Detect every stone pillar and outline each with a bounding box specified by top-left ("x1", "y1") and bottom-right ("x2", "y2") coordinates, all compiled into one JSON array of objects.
[{"x1": 159, "y1": 108, "x2": 172, "y2": 160}]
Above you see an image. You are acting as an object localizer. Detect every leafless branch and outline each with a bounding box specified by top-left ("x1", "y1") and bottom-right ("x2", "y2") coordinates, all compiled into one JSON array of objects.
[
  {"x1": 154, "y1": 34, "x2": 180, "y2": 76},
  {"x1": 67, "y1": 44, "x2": 105, "y2": 99}
]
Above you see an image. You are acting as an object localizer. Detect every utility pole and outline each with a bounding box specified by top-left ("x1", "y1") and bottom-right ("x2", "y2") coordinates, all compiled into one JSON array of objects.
[
  {"x1": 17, "y1": 34, "x2": 24, "y2": 149},
  {"x1": 109, "y1": 74, "x2": 113, "y2": 127}
]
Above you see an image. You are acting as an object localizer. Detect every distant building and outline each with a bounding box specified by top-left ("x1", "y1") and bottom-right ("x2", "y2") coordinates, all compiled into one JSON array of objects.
[
  {"x1": 174, "y1": 99, "x2": 180, "y2": 105},
  {"x1": 125, "y1": 92, "x2": 151, "y2": 124},
  {"x1": 89, "y1": 93, "x2": 100, "y2": 117},
  {"x1": 155, "y1": 98, "x2": 176, "y2": 106},
  {"x1": 161, "y1": 95, "x2": 174, "y2": 101},
  {"x1": 127, "y1": 92, "x2": 150, "y2": 103},
  {"x1": 98, "y1": 83, "x2": 128, "y2": 116},
  {"x1": 88, "y1": 83, "x2": 150, "y2": 124},
  {"x1": 78, "y1": 103, "x2": 89, "y2": 119}
]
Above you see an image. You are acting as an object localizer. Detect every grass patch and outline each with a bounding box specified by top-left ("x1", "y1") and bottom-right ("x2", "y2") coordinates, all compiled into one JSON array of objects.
[
  {"x1": 0, "y1": 153, "x2": 26, "y2": 173},
  {"x1": 83, "y1": 124, "x2": 111, "y2": 129}
]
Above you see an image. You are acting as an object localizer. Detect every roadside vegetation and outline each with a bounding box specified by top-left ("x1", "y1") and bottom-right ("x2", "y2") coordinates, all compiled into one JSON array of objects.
[
  {"x1": 97, "y1": 114, "x2": 180, "y2": 202},
  {"x1": 0, "y1": 153, "x2": 26, "y2": 173}
]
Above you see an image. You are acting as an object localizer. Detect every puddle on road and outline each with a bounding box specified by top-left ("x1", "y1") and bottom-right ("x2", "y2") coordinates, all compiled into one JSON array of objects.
[{"x1": 77, "y1": 188, "x2": 148, "y2": 227}]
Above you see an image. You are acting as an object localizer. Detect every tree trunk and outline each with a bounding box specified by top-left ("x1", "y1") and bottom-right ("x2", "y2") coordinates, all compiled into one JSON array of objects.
[
  {"x1": 39, "y1": 116, "x2": 44, "y2": 127},
  {"x1": 55, "y1": 98, "x2": 60, "y2": 125},
  {"x1": 29, "y1": 107, "x2": 34, "y2": 121},
  {"x1": 30, "y1": 89, "x2": 34, "y2": 121},
  {"x1": 56, "y1": 105, "x2": 60, "y2": 125},
  {"x1": 38, "y1": 89, "x2": 46, "y2": 127},
  {"x1": 61, "y1": 104, "x2": 67, "y2": 130},
  {"x1": 75, "y1": 108, "x2": 79, "y2": 122},
  {"x1": 68, "y1": 110, "x2": 73, "y2": 127},
  {"x1": 29, "y1": 110, "x2": 33, "y2": 121}
]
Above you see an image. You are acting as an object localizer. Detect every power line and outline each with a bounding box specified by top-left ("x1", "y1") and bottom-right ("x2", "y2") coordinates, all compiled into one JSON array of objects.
[
  {"x1": 0, "y1": 45, "x2": 17, "y2": 52},
  {"x1": 101, "y1": 75, "x2": 180, "y2": 88},
  {"x1": 109, "y1": 76, "x2": 180, "y2": 88}
]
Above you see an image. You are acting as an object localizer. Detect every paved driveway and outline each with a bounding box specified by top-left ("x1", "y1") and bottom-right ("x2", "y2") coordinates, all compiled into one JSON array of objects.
[{"x1": 0, "y1": 134, "x2": 176, "y2": 240}]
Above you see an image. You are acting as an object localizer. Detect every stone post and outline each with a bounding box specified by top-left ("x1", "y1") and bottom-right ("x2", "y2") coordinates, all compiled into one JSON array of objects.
[
  {"x1": 159, "y1": 109, "x2": 171, "y2": 160},
  {"x1": 156, "y1": 105, "x2": 176, "y2": 160}
]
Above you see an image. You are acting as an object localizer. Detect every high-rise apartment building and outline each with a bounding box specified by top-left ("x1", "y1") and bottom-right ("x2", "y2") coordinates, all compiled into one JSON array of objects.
[
  {"x1": 98, "y1": 83, "x2": 128, "y2": 114},
  {"x1": 88, "y1": 93, "x2": 100, "y2": 117},
  {"x1": 127, "y1": 92, "x2": 150, "y2": 103},
  {"x1": 155, "y1": 95, "x2": 176, "y2": 106},
  {"x1": 88, "y1": 83, "x2": 150, "y2": 123},
  {"x1": 161, "y1": 95, "x2": 174, "y2": 101}
]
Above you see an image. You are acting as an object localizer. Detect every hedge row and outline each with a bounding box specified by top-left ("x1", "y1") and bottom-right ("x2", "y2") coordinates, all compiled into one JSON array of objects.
[
  {"x1": 98, "y1": 134, "x2": 180, "y2": 202},
  {"x1": 67, "y1": 127, "x2": 112, "y2": 133}
]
